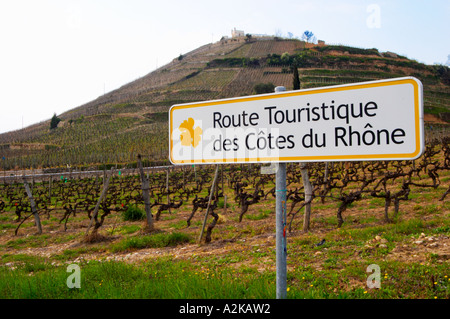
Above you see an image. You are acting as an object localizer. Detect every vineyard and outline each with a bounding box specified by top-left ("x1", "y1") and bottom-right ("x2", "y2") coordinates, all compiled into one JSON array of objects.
[{"x1": 1, "y1": 136, "x2": 448, "y2": 236}]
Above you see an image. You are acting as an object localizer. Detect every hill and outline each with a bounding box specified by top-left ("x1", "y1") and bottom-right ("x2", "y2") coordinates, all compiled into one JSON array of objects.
[{"x1": 0, "y1": 36, "x2": 449, "y2": 170}]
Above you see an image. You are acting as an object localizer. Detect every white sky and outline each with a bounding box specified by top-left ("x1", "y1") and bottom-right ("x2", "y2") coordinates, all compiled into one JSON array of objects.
[{"x1": 0, "y1": 0, "x2": 449, "y2": 134}]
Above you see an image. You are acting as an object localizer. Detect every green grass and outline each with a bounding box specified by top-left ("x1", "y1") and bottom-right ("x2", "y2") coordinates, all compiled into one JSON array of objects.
[
  {"x1": 0, "y1": 257, "x2": 275, "y2": 299},
  {"x1": 168, "y1": 219, "x2": 189, "y2": 230},
  {"x1": 1, "y1": 253, "x2": 47, "y2": 265},
  {"x1": 109, "y1": 232, "x2": 191, "y2": 252},
  {"x1": 0, "y1": 223, "x2": 16, "y2": 230},
  {"x1": 121, "y1": 205, "x2": 146, "y2": 221},
  {"x1": 334, "y1": 218, "x2": 430, "y2": 243},
  {"x1": 433, "y1": 225, "x2": 450, "y2": 234},
  {"x1": 1, "y1": 255, "x2": 447, "y2": 299},
  {"x1": 244, "y1": 209, "x2": 271, "y2": 220},
  {"x1": 6, "y1": 234, "x2": 51, "y2": 249},
  {"x1": 413, "y1": 203, "x2": 443, "y2": 216},
  {"x1": 111, "y1": 224, "x2": 142, "y2": 235},
  {"x1": 55, "y1": 247, "x2": 103, "y2": 262}
]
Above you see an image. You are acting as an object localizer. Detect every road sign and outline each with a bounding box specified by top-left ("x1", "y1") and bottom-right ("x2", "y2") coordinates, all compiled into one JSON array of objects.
[{"x1": 169, "y1": 77, "x2": 424, "y2": 164}]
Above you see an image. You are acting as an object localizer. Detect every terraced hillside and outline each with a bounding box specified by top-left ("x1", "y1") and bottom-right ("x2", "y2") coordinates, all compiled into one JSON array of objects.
[{"x1": 0, "y1": 37, "x2": 449, "y2": 170}]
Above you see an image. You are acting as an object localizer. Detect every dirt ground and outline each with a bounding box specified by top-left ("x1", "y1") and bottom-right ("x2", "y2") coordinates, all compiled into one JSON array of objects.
[{"x1": 424, "y1": 113, "x2": 448, "y2": 125}]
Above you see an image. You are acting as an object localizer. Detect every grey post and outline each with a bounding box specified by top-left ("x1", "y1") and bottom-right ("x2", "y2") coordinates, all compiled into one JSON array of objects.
[
  {"x1": 274, "y1": 86, "x2": 287, "y2": 299},
  {"x1": 23, "y1": 177, "x2": 42, "y2": 234},
  {"x1": 199, "y1": 165, "x2": 220, "y2": 243}
]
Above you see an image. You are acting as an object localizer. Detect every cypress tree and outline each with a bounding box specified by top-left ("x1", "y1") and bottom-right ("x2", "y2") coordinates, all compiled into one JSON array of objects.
[
  {"x1": 50, "y1": 113, "x2": 61, "y2": 130},
  {"x1": 293, "y1": 65, "x2": 301, "y2": 90}
]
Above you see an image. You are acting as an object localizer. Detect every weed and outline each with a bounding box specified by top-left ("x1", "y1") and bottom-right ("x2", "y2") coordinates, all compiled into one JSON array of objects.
[
  {"x1": 122, "y1": 205, "x2": 145, "y2": 221},
  {"x1": 110, "y1": 232, "x2": 191, "y2": 252},
  {"x1": 245, "y1": 210, "x2": 270, "y2": 220}
]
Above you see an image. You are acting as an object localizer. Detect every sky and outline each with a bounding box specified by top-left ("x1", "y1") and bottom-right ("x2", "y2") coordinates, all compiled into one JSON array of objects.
[{"x1": 0, "y1": 0, "x2": 449, "y2": 134}]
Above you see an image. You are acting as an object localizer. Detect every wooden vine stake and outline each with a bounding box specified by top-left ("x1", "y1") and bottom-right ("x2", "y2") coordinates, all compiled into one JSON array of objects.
[
  {"x1": 138, "y1": 154, "x2": 154, "y2": 232},
  {"x1": 300, "y1": 162, "x2": 313, "y2": 232},
  {"x1": 23, "y1": 177, "x2": 42, "y2": 234},
  {"x1": 85, "y1": 168, "x2": 113, "y2": 238},
  {"x1": 198, "y1": 165, "x2": 219, "y2": 243},
  {"x1": 166, "y1": 168, "x2": 171, "y2": 214}
]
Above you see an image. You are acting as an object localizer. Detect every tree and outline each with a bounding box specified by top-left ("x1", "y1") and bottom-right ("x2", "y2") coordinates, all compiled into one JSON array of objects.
[
  {"x1": 245, "y1": 34, "x2": 253, "y2": 42},
  {"x1": 281, "y1": 52, "x2": 290, "y2": 64},
  {"x1": 292, "y1": 65, "x2": 300, "y2": 90},
  {"x1": 434, "y1": 64, "x2": 450, "y2": 85},
  {"x1": 50, "y1": 113, "x2": 61, "y2": 130},
  {"x1": 301, "y1": 30, "x2": 316, "y2": 43}
]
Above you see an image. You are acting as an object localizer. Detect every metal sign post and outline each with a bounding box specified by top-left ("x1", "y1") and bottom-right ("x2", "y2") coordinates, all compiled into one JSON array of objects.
[
  {"x1": 275, "y1": 162, "x2": 287, "y2": 298},
  {"x1": 274, "y1": 86, "x2": 287, "y2": 299}
]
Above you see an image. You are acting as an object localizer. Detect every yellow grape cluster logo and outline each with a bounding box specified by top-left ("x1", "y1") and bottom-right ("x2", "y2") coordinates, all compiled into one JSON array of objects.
[{"x1": 179, "y1": 118, "x2": 202, "y2": 148}]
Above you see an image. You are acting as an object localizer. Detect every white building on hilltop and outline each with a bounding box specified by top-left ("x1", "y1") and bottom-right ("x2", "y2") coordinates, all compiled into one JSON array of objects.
[{"x1": 231, "y1": 27, "x2": 244, "y2": 38}]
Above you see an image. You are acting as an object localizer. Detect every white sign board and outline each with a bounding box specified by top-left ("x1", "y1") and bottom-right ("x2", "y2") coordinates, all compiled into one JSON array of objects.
[{"x1": 169, "y1": 77, "x2": 424, "y2": 164}]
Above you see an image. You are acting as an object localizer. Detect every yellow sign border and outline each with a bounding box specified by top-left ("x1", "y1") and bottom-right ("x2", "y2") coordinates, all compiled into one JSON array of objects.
[{"x1": 169, "y1": 77, "x2": 423, "y2": 164}]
